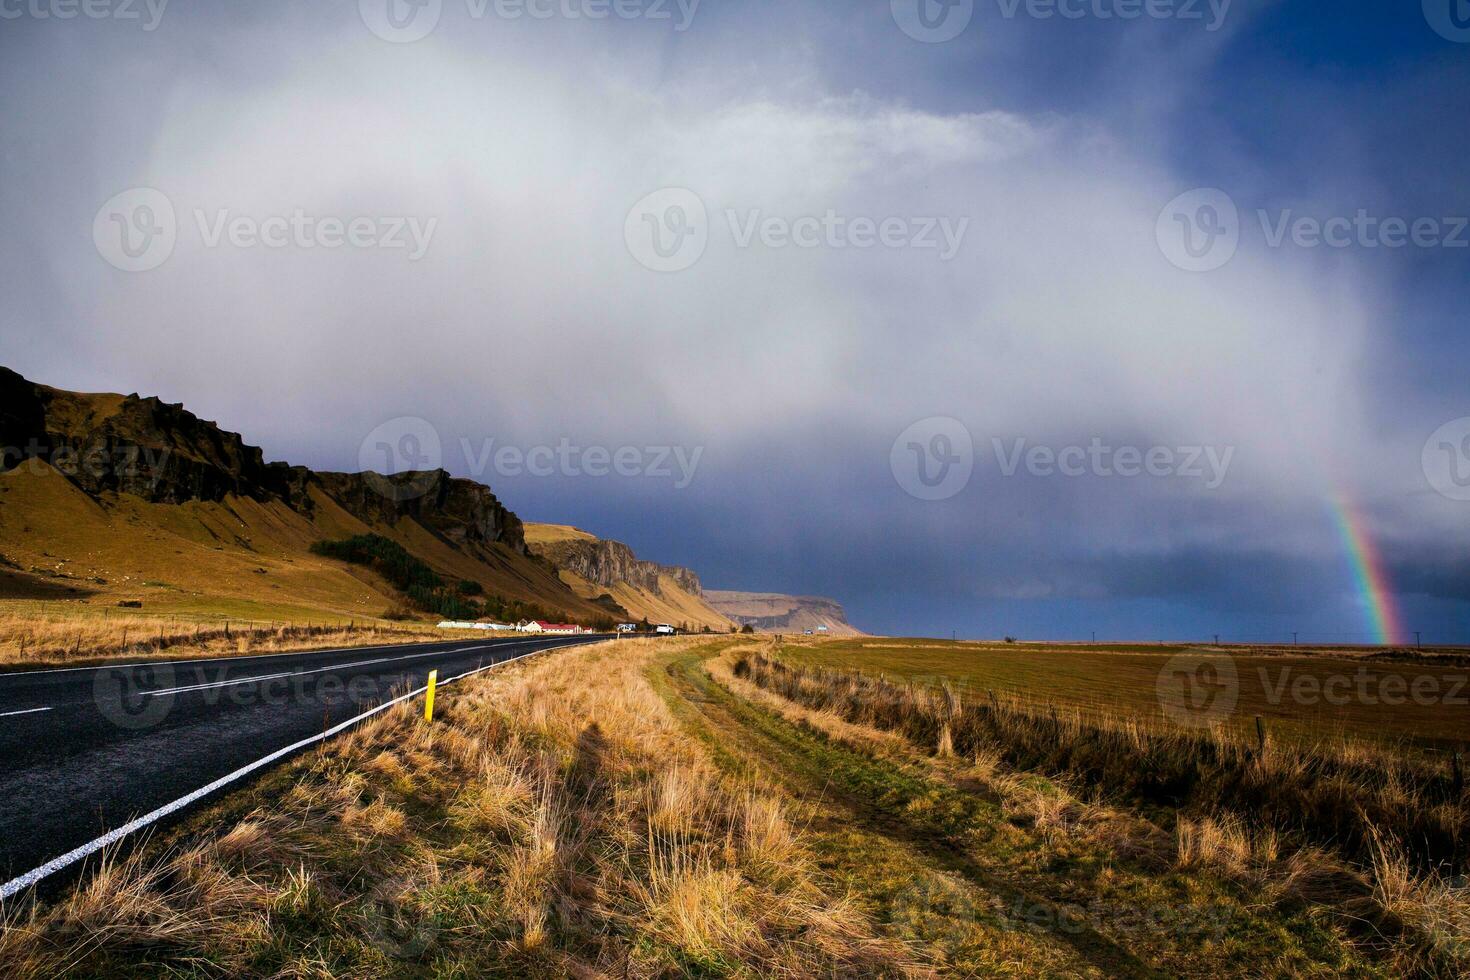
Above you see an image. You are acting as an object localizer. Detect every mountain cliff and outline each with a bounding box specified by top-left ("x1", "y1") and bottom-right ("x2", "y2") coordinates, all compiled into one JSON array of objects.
[
  {"x1": 0, "y1": 367, "x2": 859, "y2": 634},
  {"x1": 703, "y1": 590, "x2": 864, "y2": 636},
  {"x1": 523, "y1": 524, "x2": 732, "y2": 631},
  {"x1": 0, "y1": 367, "x2": 612, "y2": 624}
]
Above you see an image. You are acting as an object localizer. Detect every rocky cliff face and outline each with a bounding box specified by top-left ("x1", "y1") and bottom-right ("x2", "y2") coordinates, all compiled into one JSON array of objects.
[
  {"x1": 0, "y1": 367, "x2": 523, "y2": 551},
  {"x1": 0, "y1": 367, "x2": 309, "y2": 505},
  {"x1": 527, "y1": 536, "x2": 693, "y2": 594},
  {"x1": 314, "y1": 471, "x2": 526, "y2": 551},
  {"x1": 703, "y1": 590, "x2": 863, "y2": 636},
  {"x1": 661, "y1": 565, "x2": 702, "y2": 595}
]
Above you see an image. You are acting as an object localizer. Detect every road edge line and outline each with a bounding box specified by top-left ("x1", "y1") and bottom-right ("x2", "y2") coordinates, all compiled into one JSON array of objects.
[{"x1": 0, "y1": 638, "x2": 599, "y2": 902}]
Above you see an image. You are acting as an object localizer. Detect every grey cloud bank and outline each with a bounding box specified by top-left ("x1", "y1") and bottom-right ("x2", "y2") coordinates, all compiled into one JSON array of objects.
[{"x1": 2, "y1": 0, "x2": 1467, "y2": 642}]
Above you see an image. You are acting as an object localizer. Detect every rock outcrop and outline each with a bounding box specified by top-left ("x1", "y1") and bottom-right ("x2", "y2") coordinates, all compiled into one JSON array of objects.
[
  {"x1": 314, "y1": 471, "x2": 526, "y2": 551},
  {"x1": 0, "y1": 368, "x2": 527, "y2": 554},
  {"x1": 704, "y1": 590, "x2": 863, "y2": 636},
  {"x1": 526, "y1": 534, "x2": 701, "y2": 596}
]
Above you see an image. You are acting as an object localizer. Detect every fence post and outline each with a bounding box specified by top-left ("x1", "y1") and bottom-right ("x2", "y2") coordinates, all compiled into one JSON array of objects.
[{"x1": 1255, "y1": 716, "x2": 1267, "y2": 756}]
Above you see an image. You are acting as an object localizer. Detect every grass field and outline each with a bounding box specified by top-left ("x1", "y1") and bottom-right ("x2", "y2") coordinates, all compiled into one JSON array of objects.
[
  {"x1": 778, "y1": 638, "x2": 1470, "y2": 754},
  {"x1": 3, "y1": 636, "x2": 1464, "y2": 977},
  {"x1": 0, "y1": 602, "x2": 474, "y2": 669}
]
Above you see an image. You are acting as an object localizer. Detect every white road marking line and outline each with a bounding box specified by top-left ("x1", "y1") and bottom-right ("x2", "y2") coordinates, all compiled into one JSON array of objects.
[
  {"x1": 0, "y1": 707, "x2": 53, "y2": 719},
  {"x1": 141, "y1": 644, "x2": 506, "y2": 698},
  {"x1": 0, "y1": 638, "x2": 598, "y2": 901}
]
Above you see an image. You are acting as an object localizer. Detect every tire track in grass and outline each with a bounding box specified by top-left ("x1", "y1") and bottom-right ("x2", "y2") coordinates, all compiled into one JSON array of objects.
[{"x1": 649, "y1": 644, "x2": 1166, "y2": 979}]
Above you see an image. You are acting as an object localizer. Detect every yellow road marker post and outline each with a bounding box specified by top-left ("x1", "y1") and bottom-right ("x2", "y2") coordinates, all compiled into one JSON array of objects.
[{"x1": 424, "y1": 669, "x2": 438, "y2": 722}]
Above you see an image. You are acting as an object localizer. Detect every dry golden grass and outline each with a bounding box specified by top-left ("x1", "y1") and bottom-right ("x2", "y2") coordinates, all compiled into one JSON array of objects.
[
  {"x1": 0, "y1": 638, "x2": 914, "y2": 978},
  {"x1": 732, "y1": 646, "x2": 1470, "y2": 976},
  {"x1": 0, "y1": 605, "x2": 456, "y2": 668}
]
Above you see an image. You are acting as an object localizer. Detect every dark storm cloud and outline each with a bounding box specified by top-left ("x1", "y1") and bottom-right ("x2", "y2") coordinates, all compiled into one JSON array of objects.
[{"x1": 1, "y1": 0, "x2": 1467, "y2": 640}]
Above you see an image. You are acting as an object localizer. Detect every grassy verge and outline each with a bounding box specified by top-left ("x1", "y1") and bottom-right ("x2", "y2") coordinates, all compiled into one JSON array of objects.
[
  {"x1": 0, "y1": 638, "x2": 909, "y2": 977},
  {"x1": 0, "y1": 604, "x2": 468, "y2": 670},
  {"x1": 723, "y1": 645, "x2": 1469, "y2": 976},
  {"x1": 649, "y1": 641, "x2": 1399, "y2": 977}
]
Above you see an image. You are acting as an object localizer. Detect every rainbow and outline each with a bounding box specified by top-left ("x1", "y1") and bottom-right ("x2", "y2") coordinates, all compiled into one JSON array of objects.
[{"x1": 1330, "y1": 495, "x2": 1407, "y2": 647}]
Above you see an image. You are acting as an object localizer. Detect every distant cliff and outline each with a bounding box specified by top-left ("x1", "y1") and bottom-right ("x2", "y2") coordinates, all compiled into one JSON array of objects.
[
  {"x1": 523, "y1": 524, "x2": 730, "y2": 631},
  {"x1": 703, "y1": 591, "x2": 864, "y2": 636},
  {"x1": 523, "y1": 525, "x2": 701, "y2": 597}
]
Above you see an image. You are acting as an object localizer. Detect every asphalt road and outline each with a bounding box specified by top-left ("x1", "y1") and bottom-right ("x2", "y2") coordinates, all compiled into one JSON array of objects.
[{"x1": 0, "y1": 633, "x2": 605, "y2": 898}]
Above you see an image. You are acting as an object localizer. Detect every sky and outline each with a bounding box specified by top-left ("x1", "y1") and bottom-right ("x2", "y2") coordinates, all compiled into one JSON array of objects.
[{"x1": 1, "y1": 0, "x2": 1467, "y2": 643}]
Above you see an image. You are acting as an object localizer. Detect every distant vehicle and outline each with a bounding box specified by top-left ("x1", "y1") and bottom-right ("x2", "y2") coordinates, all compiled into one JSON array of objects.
[
  {"x1": 816, "y1": 625, "x2": 830, "y2": 633},
  {"x1": 803, "y1": 629, "x2": 813, "y2": 635},
  {"x1": 616, "y1": 623, "x2": 638, "y2": 633},
  {"x1": 654, "y1": 624, "x2": 676, "y2": 635}
]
